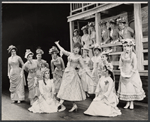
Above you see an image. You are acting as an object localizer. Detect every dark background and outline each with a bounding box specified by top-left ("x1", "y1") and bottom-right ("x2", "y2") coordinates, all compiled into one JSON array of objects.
[{"x1": 2, "y1": 4, "x2": 70, "y2": 90}]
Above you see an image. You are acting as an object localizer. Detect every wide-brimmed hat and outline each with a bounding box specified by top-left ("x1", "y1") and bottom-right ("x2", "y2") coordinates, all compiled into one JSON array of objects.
[
  {"x1": 121, "y1": 38, "x2": 135, "y2": 46},
  {"x1": 73, "y1": 29, "x2": 79, "y2": 32},
  {"x1": 49, "y1": 46, "x2": 59, "y2": 54},
  {"x1": 99, "y1": 20, "x2": 107, "y2": 26},
  {"x1": 88, "y1": 22, "x2": 95, "y2": 27},
  {"x1": 81, "y1": 25, "x2": 88, "y2": 30},
  {"x1": 93, "y1": 43, "x2": 102, "y2": 51},
  {"x1": 116, "y1": 17, "x2": 126, "y2": 24},
  {"x1": 36, "y1": 47, "x2": 44, "y2": 55},
  {"x1": 7, "y1": 45, "x2": 17, "y2": 53},
  {"x1": 81, "y1": 45, "x2": 90, "y2": 51},
  {"x1": 25, "y1": 49, "x2": 34, "y2": 59}
]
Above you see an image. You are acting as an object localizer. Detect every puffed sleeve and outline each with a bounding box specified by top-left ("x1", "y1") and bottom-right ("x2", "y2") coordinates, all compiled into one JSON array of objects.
[
  {"x1": 127, "y1": 26, "x2": 134, "y2": 34},
  {"x1": 103, "y1": 78, "x2": 114, "y2": 98},
  {"x1": 132, "y1": 52, "x2": 137, "y2": 73}
]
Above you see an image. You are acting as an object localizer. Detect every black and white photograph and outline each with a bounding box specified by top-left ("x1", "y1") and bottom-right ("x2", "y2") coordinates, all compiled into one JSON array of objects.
[{"x1": 1, "y1": 1, "x2": 148, "y2": 121}]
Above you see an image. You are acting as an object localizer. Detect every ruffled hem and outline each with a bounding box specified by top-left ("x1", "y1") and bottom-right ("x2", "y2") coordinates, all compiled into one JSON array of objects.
[{"x1": 117, "y1": 93, "x2": 146, "y2": 101}]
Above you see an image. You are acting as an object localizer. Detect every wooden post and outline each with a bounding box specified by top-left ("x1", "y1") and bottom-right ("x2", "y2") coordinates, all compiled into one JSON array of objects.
[
  {"x1": 95, "y1": 12, "x2": 102, "y2": 45},
  {"x1": 69, "y1": 21, "x2": 74, "y2": 52},
  {"x1": 134, "y1": 3, "x2": 144, "y2": 70},
  {"x1": 70, "y1": 3, "x2": 72, "y2": 15}
]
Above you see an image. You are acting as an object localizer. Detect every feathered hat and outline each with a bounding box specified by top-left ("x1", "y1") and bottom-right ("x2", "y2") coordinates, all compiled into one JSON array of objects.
[
  {"x1": 116, "y1": 16, "x2": 126, "y2": 24},
  {"x1": 36, "y1": 47, "x2": 44, "y2": 55},
  {"x1": 7, "y1": 45, "x2": 17, "y2": 53},
  {"x1": 49, "y1": 46, "x2": 59, "y2": 54},
  {"x1": 24, "y1": 49, "x2": 34, "y2": 59}
]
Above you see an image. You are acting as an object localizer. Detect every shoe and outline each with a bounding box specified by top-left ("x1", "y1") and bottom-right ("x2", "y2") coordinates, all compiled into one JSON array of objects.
[
  {"x1": 17, "y1": 101, "x2": 21, "y2": 103},
  {"x1": 69, "y1": 104, "x2": 78, "y2": 112},
  {"x1": 129, "y1": 102, "x2": 134, "y2": 110},
  {"x1": 58, "y1": 105, "x2": 66, "y2": 112},
  {"x1": 124, "y1": 102, "x2": 130, "y2": 109}
]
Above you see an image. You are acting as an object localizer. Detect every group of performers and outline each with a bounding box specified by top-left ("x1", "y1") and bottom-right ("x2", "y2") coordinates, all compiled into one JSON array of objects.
[{"x1": 7, "y1": 17, "x2": 145, "y2": 117}]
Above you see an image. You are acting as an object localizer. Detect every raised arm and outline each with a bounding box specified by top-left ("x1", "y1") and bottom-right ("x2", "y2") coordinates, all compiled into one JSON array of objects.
[{"x1": 55, "y1": 41, "x2": 71, "y2": 56}]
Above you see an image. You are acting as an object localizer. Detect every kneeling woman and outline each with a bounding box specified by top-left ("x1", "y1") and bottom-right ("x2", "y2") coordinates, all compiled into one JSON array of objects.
[
  {"x1": 84, "y1": 63, "x2": 121, "y2": 117},
  {"x1": 28, "y1": 68, "x2": 60, "y2": 113},
  {"x1": 55, "y1": 41, "x2": 86, "y2": 112}
]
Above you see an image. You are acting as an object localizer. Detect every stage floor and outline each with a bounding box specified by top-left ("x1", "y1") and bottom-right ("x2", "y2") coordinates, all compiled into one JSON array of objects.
[{"x1": 2, "y1": 90, "x2": 148, "y2": 121}]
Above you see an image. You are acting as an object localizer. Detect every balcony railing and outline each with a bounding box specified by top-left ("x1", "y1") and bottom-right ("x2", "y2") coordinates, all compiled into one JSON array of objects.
[{"x1": 70, "y1": 3, "x2": 104, "y2": 15}]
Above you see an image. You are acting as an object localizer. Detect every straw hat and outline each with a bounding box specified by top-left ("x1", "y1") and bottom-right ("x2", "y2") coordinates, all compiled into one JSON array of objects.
[
  {"x1": 24, "y1": 49, "x2": 34, "y2": 59},
  {"x1": 93, "y1": 43, "x2": 102, "y2": 51},
  {"x1": 7, "y1": 45, "x2": 17, "y2": 53},
  {"x1": 81, "y1": 25, "x2": 88, "y2": 30}
]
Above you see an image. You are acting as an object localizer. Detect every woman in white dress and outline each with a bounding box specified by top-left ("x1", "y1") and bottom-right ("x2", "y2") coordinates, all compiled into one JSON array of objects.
[
  {"x1": 7, "y1": 45, "x2": 26, "y2": 103},
  {"x1": 28, "y1": 67, "x2": 61, "y2": 113},
  {"x1": 91, "y1": 44, "x2": 103, "y2": 85},
  {"x1": 84, "y1": 63, "x2": 121, "y2": 117},
  {"x1": 55, "y1": 41, "x2": 86, "y2": 112},
  {"x1": 79, "y1": 46, "x2": 96, "y2": 96},
  {"x1": 117, "y1": 39, "x2": 145, "y2": 109}
]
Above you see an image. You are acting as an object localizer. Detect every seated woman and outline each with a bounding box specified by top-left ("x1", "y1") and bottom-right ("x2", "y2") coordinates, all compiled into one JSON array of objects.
[
  {"x1": 28, "y1": 67, "x2": 64, "y2": 113},
  {"x1": 84, "y1": 63, "x2": 121, "y2": 117}
]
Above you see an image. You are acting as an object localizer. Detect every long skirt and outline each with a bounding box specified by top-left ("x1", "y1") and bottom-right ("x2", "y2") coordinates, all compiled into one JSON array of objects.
[
  {"x1": 117, "y1": 71, "x2": 146, "y2": 101},
  {"x1": 53, "y1": 68, "x2": 63, "y2": 93},
  {"x1": 84, "y1": 96, "x2": 121, "y2": 117},
  {"x1": 28, "y1": 95, "x2": 59, "y2": 113},
  {"x1": 79, "y1": 68, "x2": 96, "y2": 94},
  {"x1": 57, "y1": 67, "x2": 86, "y2": 101},
  {"x1": 27, "y1": 73, "x2": 40, "y2": 100},
  {"x1": 9, "y1": 68, "x2": 25, "y2": 101}
]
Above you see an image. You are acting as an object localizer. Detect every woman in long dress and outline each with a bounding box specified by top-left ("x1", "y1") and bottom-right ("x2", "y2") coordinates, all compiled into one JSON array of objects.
[
  {"x1": 49, "y1": 46, "x2": 65, "y2": 94},
  {"x1": 7, "y1": 45, "x2": 26, "y2": 103},
  {"x1": 28, "y1": 68, "x2": 61, "y2": 113},
  {"x1": 55, "y1": 41, "x2": 86, "y2": 112},
  {"x1": 79, "y1": 46, "x2": 96, "y2": 96},
  {"x1": 84, "y1": 63, "x2": 121, "y2": 117},
  {"x1": 21, "y1": 49, "x2": 39, "y2": 105},
  {"x1": 91, "y1": 44, "x2": 103, "y2": 86},
  {"x1": 117, "y1": 39, "x2": 145, "y2": 109}
]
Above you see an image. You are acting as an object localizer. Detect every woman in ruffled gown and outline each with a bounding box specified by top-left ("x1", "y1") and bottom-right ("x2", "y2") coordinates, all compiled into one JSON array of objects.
[
  {"x1": 28, "y1": 68, "x2": 60, "y2": 113},
  {"x1": 21, "y1": 49, "x2": 40, "y2": 105},
  {"x1": 49, "y1": 46, "x2": 65, "y2": 94},
  {"x1": 7, "y1": 45, "x2": 26, "y2": 103},
  {"x1": 84, "y1": 63, "x2": 121, "y2": 117},
  {"x1": 55, "y1": 41, "x2": 86, "y2": 112},
  {"x1": 117, "y1": 39, "x2": 145, "y2": 109},
  {"x1": 79, "y1": 46, "x2": 96, "y2": 95}
]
